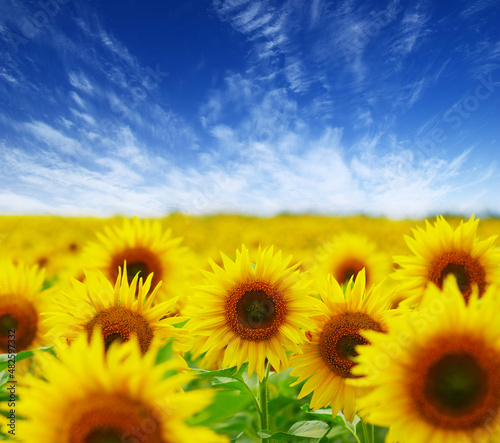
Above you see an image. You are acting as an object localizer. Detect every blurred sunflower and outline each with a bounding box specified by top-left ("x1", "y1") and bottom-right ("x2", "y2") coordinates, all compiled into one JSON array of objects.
[
  {"x1": 82, "y1": 216, "x2": 192, "y2": 311},
  {"x1": 45, "y1": 265, "x2": 191, "y2": 357},
  {"x1": 352, "y1": 278, "x2": 500, "y2": 442},
  {"x1": 392, "y1": 215, "x2": 500, "y2": 306},
  {"x1": 188, "y1": 245, "x2": 322, "y2": 380},
  {"x1": 0, "y1": 260, "x2": 54, "y2": 354},
  {"x1": 311, "y1": 233, "x2": 391, "y2": 289},
  {"x1": 18, "y1": 331, "x2": 229, "y2": 443},
  {"x1": 289, "y1": 270, "x2": 394, "y2": 421}
]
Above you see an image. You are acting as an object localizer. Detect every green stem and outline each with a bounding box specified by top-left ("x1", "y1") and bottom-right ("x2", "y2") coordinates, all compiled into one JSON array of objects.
[
  {"x1": 345, "y1": 426, "x2": 361, "y2": 443},
  {"x1": 259, "y1": 363, "x2": 270, "y2": 442},
  {"x1": 361, "y1": 420, "x2": 374, "y2": 443},
  {"x1": 242, "y1": 382, "x2": 261, "y2": 417}
]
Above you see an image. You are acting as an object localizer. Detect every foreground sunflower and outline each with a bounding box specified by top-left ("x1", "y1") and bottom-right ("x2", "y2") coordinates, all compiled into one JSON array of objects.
[
  {"x1": 45, "y1": 265, "x2": 190, "y2": 356},
  {"x1": 311, "y1": 233, "x2": 391, "y2": 289},
  {"x1": 351, "y1": 277, "x2": 500, "y2": 442},
  {"x1": 188, "y1": 245, "x2": 322, "y2": 380},
  {"x1": 18, "y1": 331, "x2": 229, "y2": 442},
  {"x1": 0, "y1": 260, "x2": 54, "y2": 354},
  {"x1": 81, "y1": 216, "x2": 192, "y2": 310},
  {"x1": 392, "y1": 215, "x2": 500, "y2": 306},
  {"x1": 289, "y1": 270, "x2": 394, "y2": 421}
]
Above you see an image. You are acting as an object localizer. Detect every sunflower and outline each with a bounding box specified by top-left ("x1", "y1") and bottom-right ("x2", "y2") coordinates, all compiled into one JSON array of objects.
[
  {"x1": 188, "y1": 245, "x2": 322, "y2": 381},
  {"x1": 81, "y1": 216, "x2": 193, "y2": 311},
  {"x1": 289, "y1": 269, "x2": 394, "y2": 421},
  {"x1": 44, "y1": 265, "x2": 191, "y2": 356},
  {"x1": 309, "y1": 233, "x2": 391, "y2": 289},
  {"x1": 351, "y1": 277, "x2": 500, "y2": 442},
  {"x1": 0, "y1": 260, "x2": 54, "y2": 355},
  {"x1": 392, "y1": 215, "x2": 500, "y2": 306},
  {"x1": 18, "y1": 331, "x2": 229, "y2": 442}
]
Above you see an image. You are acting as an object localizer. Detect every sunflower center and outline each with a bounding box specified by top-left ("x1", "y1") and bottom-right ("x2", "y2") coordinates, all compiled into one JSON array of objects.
[
  {"x1": 85, "y1": 430, "x2": 122, "y2": 443},
  {"x1": 429, "y1": 250, "x2": 486, "y2": 302},
  {"x1": 335, "y1": 259, "x2": 368, "y2": 285},
  {"x1": 65, "y1": 394, "x2": 165, "y2": 443},
  {"x1": 0, "y1": 295, "x2": 39, "y2": 353},
  {"x1": 426, "y1": 354, "x2": 485, "y2": 414},
  {"x1": 237, "y1": 290, "x2": 276, "y2": 329},
  {"x1": 0, "y1": 314, "x2": 18, "y2": 333},
  {"x1": 85, "y1": 306, "x2": 154, "y2": 354},
  {"x1": 110, "y1": 247, "x2": 163, "y2": 290},
  {"x1": 319, "y1": 312, "x2": 384, "y2": 379},
  {"x1": 411, "y1": 336, "x2": 500, "y2": 430},
  {"x1": 336, "y1": 334, "x2": 367, "y2": 359},
  {"x1": 226, "y1": 281, "x2": 286, "y2": 341}
]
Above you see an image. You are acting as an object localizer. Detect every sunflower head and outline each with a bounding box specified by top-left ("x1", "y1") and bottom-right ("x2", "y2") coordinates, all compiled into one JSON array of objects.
[
  {"x1": 81, "y1": 216, "x2": 193, "y2": 312},
  {"x1": 308, "y1": 233, "x2": 391, "y2": 290},
  {"x1": 351, "y1": 276, "x2": 500, "y2": 442},
  {"x1": 290, "y1": 269, "x2": 394, "y2": 421},
  {"x1": 393, "y1": 215, "x2": 500, "y2": 306},
  {"x1": 18, "y1": 331, "x2": 229, "y2": 442},
  {"x1": 188, "y1": 245, "x2": 322, "y2": 380},
  {"x1": 45, "y1": 264, "x2": 191, "y2": 356},
  {"x1": 0, "y1": 260, "x2": 55, "y2": 355}
]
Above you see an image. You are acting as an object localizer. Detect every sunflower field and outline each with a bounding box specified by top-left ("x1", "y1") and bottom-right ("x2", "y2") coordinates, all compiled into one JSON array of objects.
[{"x1": 1, "y1": 213, "x2": 500, "y2": 443}]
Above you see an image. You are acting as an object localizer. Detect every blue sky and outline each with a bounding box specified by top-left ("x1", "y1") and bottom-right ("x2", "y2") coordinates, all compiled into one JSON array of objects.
[{"x1": 0, "y1": 0, "x2": 499, "y2": 218}]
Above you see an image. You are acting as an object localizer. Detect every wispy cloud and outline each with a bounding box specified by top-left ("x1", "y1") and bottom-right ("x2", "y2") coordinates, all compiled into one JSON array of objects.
[
  {"x1": 1, "y1": 123, "x2": 486, "y2": 219},
  {"x1": 461, "y1": 0, "x2": 499, "y2": 19},
  {"x1": 23, "y1": 121, "x2": 86, "y2": 156},
  {"x1": 213, "y1": 0, "x2": 289, "y2": 59},
  {"x1": 68, "y1": 71, "x2": 94, "y2": 94},
  {"x1": 390, "y1": 7, "x2": 430, "y2": 56},
  {"x1": 0, "y1": 0, "x2": 498, "y2": 219}
]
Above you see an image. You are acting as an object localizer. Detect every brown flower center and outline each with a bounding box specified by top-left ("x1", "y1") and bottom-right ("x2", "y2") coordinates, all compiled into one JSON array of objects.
[
  {"x1": 226, "y1": 281, "x2": 286, "y2": 341},
  {"x1": 335, "y1": 259, "x2": 368, "y2": 285},
  {"x1": 428, "y1": 250, "x2": 486, "y2": 302},
  {"x1": 319, "y1": 312, "x2": 384, "y2": 379},
  {"x1": 410, "y1": 335, "x2": 500, "y2": 430},
  {"x1": 65, "y1": 394, "x2": 166, "y2": 443},
  {"x1": 110, "y1": 247, "x2": 163, "y2": 290},
  {"x1": 0, "y1": 295, "x2": 38, "y2": 352},
  {"x1": 85, "y1": 306, "x2": 154, "y2": 354}
]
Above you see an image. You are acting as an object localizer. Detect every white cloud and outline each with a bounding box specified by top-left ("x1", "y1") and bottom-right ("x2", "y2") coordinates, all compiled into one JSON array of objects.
[
  {"x1": 68, "y1": 72, "x2": 94, "y2": 94},
  {"x1": 0, "y1": 72, "x2": 18, "y2": 85},
  {"x1": 24, "y1": 121, "x2": 86, "y2": 155},
  {"x1": 213, "y1": 0, "x2": 289, "y2": 59},
  {"x1": 0, "y1": 125, "x2": 496, "y2": 219},
  {"x1": 390, "y1": 8, "x2": 431, "y2": 56},
  {"x1": 461, "y1": 0, "x2": 498, "y2": 18},
  {"x1": 70, "y1": 91, "x2": 86, "y2": 109},
  {"x1": 70, "y1": 109, "x2": 95, "y2": 126}
]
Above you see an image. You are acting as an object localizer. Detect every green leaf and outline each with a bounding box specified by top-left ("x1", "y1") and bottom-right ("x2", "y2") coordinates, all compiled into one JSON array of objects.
[
  {"x1": 187, "y1": 390, "x2": 253, "y2": 427},
  {"x1": 0, "y1": 371, "x2": 9, "y2": 388},
  {"x1": 334, "y1": 411, "x2": 361, "y2": 433},
  {"x1": 155, "y1": 340, "x2": 175, "y2": 364},
  {"x1": 212, "y1": 377, "x2": 247, "y2": 391},
  {"x1": 0, "y1": 346, "x2": 53, "y2": 372},
  {"x1": 212, "y1": 412, "x2": 253, "y2": 433},
  {"x1": 288, "y1": 421, "x2": 330, "y2": 438},
  {"x1": 258, "y1": 420, "x2": 330, "y2": 442},
  {"x1": 301, "y1": 405, "x2": 336, "y2": 419},
  {"x1": 194, "y1": 362, "x2": 249, "y2": 380},
  {"x1": 325, "y1": 425, "x2": 350, "y2": 439},
  {"x1": 241, "y1": 369, "x2": 259, "y2": 396}
]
